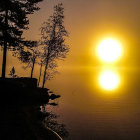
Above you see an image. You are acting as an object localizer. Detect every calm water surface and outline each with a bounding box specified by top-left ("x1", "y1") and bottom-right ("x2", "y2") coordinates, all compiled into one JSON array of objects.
[{"x1": 47, "y1": 67, "x2": 140, "y2": 140}]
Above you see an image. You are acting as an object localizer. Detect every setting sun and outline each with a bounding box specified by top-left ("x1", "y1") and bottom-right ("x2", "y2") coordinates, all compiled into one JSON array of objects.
[
  {"x1": 99, "y1": 70, "x2": 120, "y2": 90},
  {"x1": 97, "y1": 39, "x2": 122, "y2": 62}
]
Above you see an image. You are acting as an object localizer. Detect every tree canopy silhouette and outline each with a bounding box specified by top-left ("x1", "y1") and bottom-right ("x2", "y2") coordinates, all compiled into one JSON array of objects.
[
  {"x1": 41, "y1": 3, "x2": 69, "y2": 88},
  {"x1": 20, "y1": 41, "x2": 40, "y2": 78},
  {"x1": 0, "y1": 0, "x2": 43, "y2": 78}
]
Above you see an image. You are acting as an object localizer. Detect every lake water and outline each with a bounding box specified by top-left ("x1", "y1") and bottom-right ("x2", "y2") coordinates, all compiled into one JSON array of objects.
[{"x1": 47, "y1": 67, "x2": 140, "y2": 140}]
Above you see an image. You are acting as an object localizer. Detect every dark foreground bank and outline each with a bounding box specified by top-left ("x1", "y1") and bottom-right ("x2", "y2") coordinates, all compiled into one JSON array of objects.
[{"x1": 0, "y1": 78, "x2": 62, "y2": 140}]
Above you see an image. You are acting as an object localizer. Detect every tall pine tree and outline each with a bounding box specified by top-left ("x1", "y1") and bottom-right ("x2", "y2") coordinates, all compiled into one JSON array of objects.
[
  {"x1": 0, "y1": 0, "x2": 43, "y2": 78},
  {"x1": 41, "y1": 3, "x2": 69, "y2": 88}
]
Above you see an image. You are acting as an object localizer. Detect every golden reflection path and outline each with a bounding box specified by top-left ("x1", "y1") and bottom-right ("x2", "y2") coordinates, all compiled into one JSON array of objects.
[{"x1": 99, "y1": 69, "x2": 120, "y2": 91}]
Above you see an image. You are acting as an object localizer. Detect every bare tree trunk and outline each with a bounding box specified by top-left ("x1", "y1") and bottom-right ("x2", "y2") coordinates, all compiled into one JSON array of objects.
[
  {"x1": 37, "y1": 62, "x2": 43, "y2": 87},
  {"x1": 2, "y1": 39, "x2": 7, "y2": 78},
  {"x1": 2, "y1": 10, "x2": 8, "y2": 78},
  {"x1": 42, "y1": 60, "x2": 48, "y2": 88},
  {"x1": 30, "y1": 57, "x2": 36, "y2": 78},
  {"x1": 42, "y1": 48, "x2": 50, "y2": 88}
]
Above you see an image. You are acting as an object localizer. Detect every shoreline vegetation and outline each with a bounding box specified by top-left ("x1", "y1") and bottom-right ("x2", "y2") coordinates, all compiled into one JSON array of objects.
[
  {"x1": 0, "y1": 1, "x2": 69, "y2": 139},
  {"x1": 0, "y1": 77, "x2": 63, "y2": 140}
]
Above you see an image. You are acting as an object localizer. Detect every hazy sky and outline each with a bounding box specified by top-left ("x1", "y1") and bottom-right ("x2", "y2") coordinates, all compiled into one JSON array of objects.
[
  {"x1": 24, "y1": 0, "x2": 140, "y2": 67},
  {"x1": 0, "y1": 0, "x2": 140, "y2": 76}
]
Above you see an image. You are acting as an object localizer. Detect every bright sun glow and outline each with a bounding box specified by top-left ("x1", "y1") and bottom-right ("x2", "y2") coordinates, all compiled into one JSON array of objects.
[
  {"x1": 97, "y1": 39, "x2": 122, "y2": 62},
  {"x1": 99, "y1": 70, "x2": 120, "y2": 90}
]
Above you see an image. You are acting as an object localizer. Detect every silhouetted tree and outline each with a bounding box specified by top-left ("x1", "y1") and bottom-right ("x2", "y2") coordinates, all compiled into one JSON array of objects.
[
  {"x1": 0, "y1": 0, "x2": 43, "y2": 78},
  {"x1": 8, "y1": 66, "x2": 18, "y2": 78},
  {"x1": 41, "y1": 3, "x2": 69, "y2": 88},
  {"x1": 37, "y1": 60, "x2": 44, "y2": 87},
  {"x1": 26, "y1": 41, "x2": 40, "y2": 78},
  {"x1": 19, "y1": 41, "x2": 42, "y2": 78},
  {"x1": 38, "y1": 59, "x2": 59, "y2": 87}
]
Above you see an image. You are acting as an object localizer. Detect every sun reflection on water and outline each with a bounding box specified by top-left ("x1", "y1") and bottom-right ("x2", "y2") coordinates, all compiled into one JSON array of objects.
[{"x1": 99, "y1": 69, "x2": 120, "y2": 91}]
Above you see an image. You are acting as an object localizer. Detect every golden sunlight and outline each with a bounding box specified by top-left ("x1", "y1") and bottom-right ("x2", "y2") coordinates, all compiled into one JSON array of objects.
[
  {"x1": 99, "y1": 70, "x2": 120, "y2": 90},
  {"x1": 97, "y1": 39, "x2": 122, "y2": 62}
]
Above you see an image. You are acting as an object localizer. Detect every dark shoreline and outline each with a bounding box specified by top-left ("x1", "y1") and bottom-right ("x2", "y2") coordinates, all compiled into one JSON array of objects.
[{"x1": 0, "y1": 78, "x2": 62, "y2": 140}]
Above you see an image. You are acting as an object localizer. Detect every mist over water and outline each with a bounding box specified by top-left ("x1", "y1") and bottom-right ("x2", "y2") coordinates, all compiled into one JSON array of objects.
[{"x1": 47, "y1": 67, "x2": 140, "y2": 140}]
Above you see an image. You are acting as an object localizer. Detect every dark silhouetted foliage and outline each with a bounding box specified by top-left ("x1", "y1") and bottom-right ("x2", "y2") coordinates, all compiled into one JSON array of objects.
[
  {"x1": 8, "y1": 66, "x2": 18, "y2": 78},
  {"x1": 0, "y1": 0, "x2": 43, "y2": 78},
  {"x1": 20, "y1": 41, "x2": 41, "y2": 78},
  {"x1": 44, "y1": 112, "x2": 69, "y2": 139},
  {"x1": 40, "y1": 3, "x2": 69, "y2": 88}
]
